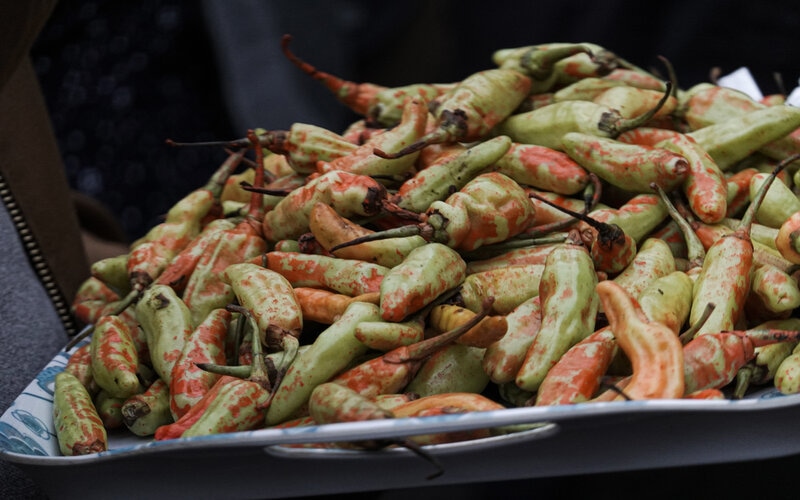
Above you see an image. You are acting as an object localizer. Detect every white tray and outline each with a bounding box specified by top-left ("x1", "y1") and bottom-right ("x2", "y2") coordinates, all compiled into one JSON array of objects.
[{"x1": 4, "y1": 339, "x2": 800, "y2": 499}]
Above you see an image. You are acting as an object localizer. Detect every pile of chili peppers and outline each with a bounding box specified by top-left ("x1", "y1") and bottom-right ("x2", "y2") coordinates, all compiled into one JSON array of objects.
[{"x1": 55, "y1": 36, "x2": 800, "y2": 459}]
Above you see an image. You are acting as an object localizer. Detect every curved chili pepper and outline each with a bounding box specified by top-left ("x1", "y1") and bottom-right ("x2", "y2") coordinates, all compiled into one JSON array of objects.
[
  {"x1": 690, "y1": 154, "x2": 800, "y2": 337},
  {"x1": 776, "y1": 210, "x2": 800, "y2": 264},
  {"x1": 596, "y1": 280, "x2": 685, "y2": 400},
  {"x1": 332, "y1": 172, "x2": 537, "y2": 253},
  {"x1": 482, "y1": 295, "x2": 542, "y2": 385},
  {"x1": 391, "y1": 135, "x2": 513, "y2": 213},
  {"x1": 316, "y1": 98, "x2": 428, "y2": 177},
  {"x1": 561, "y1": 132, "x2": 689, "y2": 193},
  {"x1": 535, "y1": 326, "x2": 618, "y2": 406},
  {"x1": 122, "y1": 378, "x2": 173, "y2": 437},
  {"x1": 281, "y1": 34, "x2": 453, "y2": 127},
  {"x1": 90, "y1": 253, "x2": 131, "y2": 297},
  {"x1": 748, "y1": 171, "x2": 800, "y2": 229},
  {"x1": 374, "y1": 68, "x2": 532, "y2": 158},
  {"x1": 516, "y1": 241, "x2": 599, "y2": 392},
  {"x1": 494, "y1": 80, "x2": 672, "y2": 151},
  {"x1": 308, "y1": 201, "x2": 426, "y2": 268},
  {"x1": 492, "y1": 140, "x2": 590, "y2": 195},
  {"x1": 266, "y1": 301, "x2": 382, "y2": 425},
  {"x1": 168, "y1": 308, "x2": 231, "y2": 419},
  {"x1": 332, "y1": 297, "x2": 492, "y2": 399},
  {"x1": 260, "y1": 170, "x2": 388, "y2": 242},
  {"x1": 612, "y1": 237, "x2": 677, "y2": 302}
]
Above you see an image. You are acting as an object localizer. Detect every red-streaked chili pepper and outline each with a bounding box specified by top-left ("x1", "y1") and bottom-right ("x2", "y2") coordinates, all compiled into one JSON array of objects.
[
  {"x1": 154, "y1": 217, "x2": 239, "y2": 295},
  {"x1": 465, "y1": 240, "x2": 562, "y2": 274},
  {"x1": 392, "y1": 135, "x2": 513, "y2": 213},
  {"x1": 222, "y1": 262, "x2": 303, "y2": 343},
  {"x1": 259, "y1": 170, "x2": 388, "y2": 242},
  {"x1": 122, "y1": 378, "x2": 174, "y2": 436},
  {"x1": 689, "y1": 154, "x2": 800, "y2": 337},
  {"x1": 307, "y1": 202, "x2": 426, "y2": 268},
  {"x1": 377, "y1": 242, "x2": 466, "y2": 322},
  {"x1": 135, "y1": 284, "x2": 194, "y2": 385},
  {"x1": 588, "y1": 192, "x2": 668, "y2": 244},
  {"x1": 90, "y1": 314, "x2": 142, "y2": 400},
  {"x1": 494, "y1": 81, "x2": 671, "y2": 151},
  {"x1": 333, "y1": 172, "x2": 537, "y2": 253},
  {"x1": 266, "y1": 301, "x2": 382, "y2": 425},
  {"x1": 375, "y1": 68, "x2": 532, "y2": 159},
  {"x1": 596, "y1": 280, "x2": 685, "y2": 400},
  {"x1": 492, "y1": 141, "x2": 590, "y2": 195},
  {"x1": 776, "y1": 210, "x2": 800, "y2": 264},
  {"x1": 64, "y1": 343, "x2": 98, "y2": 396},
  {"x1": 603, "y1": 68, "x2": 666, "y2": 90},
  {"x1": 168, "y1": 308, "x2": 231, "y2": 419},
  {"x1": 652, "y1": 132, "x2": 728, "y2": 224},
  {"x1": 535, "y1": 326, "x2": 617, "y2": 406},
  {"x1": 281, "y1": 34, "x2": 453, "y2": 127},
  {"x1": 684, "y1": 328, "x2": 800, "y2": 394},
  {"x1": 332, "y1": 298, "x2": 492, "y2": 399},
  {"x1": 53, "y1": 371, "x2": 107, "y2": 456},
  {"x1": 515, "y1": 241, "x2": 599, "y2": 392},
  {"x1": 316, "y1": 98, "x2": 428, "y2": 177},
  {"x1": 679, "y1": 83, "x2": 800, "y2": 161},
  {"x1": 293, "y1": 287, "x2": 380, "y2": 325},
  {"x1": 746, "y1": 263, "x2": 800, "y2": 320},
  {"x1": 260, "y1": 251, "x2": 389, "y2": 297},
  {"x1": 71, "y1": 276, "x2": 120, "y2": 325},
  {"x1": 179, "y1": 308, "x2": 274, "y2": 438},
  {"x1": 561, "y1": 132, "x2": 689, "y2": 193},
  {"x1": 154, "y1": 375, "x2": 238, "y2": 440},
  {"x1": 482, "y1": 295, "x2": 542, "y2": 384},
  {"x1": 460, "y1": 263, "x2": 546, "y2": 315}
]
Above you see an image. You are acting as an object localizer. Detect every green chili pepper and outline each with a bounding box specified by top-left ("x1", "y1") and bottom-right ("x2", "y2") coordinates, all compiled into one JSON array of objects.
[
  {"x1": 392, "y1": 135, "x2": 512, "y2": 213},
  {"x1": 404, "y1": 343, "x2": 489, "y2": 397},
  {"x1": 53, "y1": 371, "x2": 107, "y2": 456},
  {"x1": 378, "y1": 242, "x2": 466, "y2": 322},
  {"x1": 375, "y1": 68, "x2": 532, "y2": 158},
  {"x1": 135, "y1": 284, "x2": 194, "y2": 385},
  {"x1": 266, "y1": 301, "x2": 381, "y2": 425},
  {"x1": 515, "y1": 242, "x2": 599, "y2": 392},
  {"x1": 493, "y1": 81, "x2": 671, "y2": 151},
  {"x1": 122, "y1": 378, "x2": 174, "y2": 437},
  {"x1": 90, "y1": 314, "x2": 143, "y2": 399}
]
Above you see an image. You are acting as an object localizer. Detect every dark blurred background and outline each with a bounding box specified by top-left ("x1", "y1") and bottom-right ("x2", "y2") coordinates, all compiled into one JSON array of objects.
[{"x1": 30, "y1": 0, "x2": 800, "y2": 243}]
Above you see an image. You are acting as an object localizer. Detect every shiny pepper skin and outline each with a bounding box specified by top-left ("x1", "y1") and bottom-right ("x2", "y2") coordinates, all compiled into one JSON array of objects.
[
  {"x1": 180, "y1": 378, "x2": 270, "y2": 438},
  {"x1": 516, "y1": 243, "x2": 599, "y2": 392},
  {"x1": 53, "y1": 371, "x2": 107, "y2": 456}
]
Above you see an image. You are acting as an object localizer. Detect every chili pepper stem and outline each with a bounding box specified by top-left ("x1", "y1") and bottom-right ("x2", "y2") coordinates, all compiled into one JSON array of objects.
[
  {"x1": 607, "y1": 80, "x2": 673, "y2": 134},
  {"x1": 227, "y1": 304, "x2": 271, "y2": 391},
  {"x1": 64, "y1": 288, "x2": 140, "y2": 351}
]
